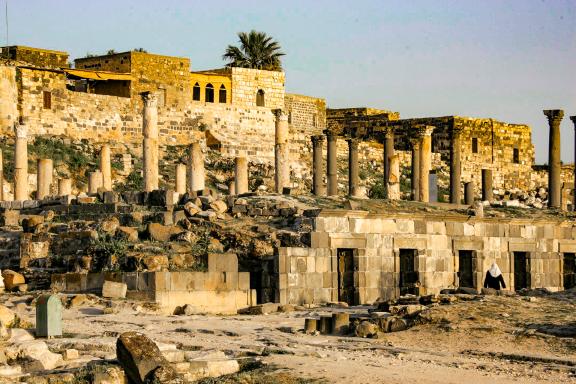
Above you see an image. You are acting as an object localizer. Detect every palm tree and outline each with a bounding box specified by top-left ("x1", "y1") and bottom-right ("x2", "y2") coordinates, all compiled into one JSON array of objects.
[{"x1": 223, "y1": 30, "x2": 285, "y2": 71}]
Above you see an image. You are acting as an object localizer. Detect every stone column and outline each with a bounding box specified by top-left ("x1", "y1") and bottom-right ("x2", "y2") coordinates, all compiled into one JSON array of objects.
[
  {"x1": 274, "y1": 110, "x2": 290, "y2": 193},
  {"x1": 481, "y1": 169, "x2": 493, "y2": 201},
  {"x1": 14, "y1": 124, "x2": 29, "y2": 201},
  {"x1": 99, "y1": 144, "x2": 112, "y2": 191},
  {"x1": 235, "y1": 156, "x2": 248, "y2": 195},
  {"x1": 418, "y1": 126, "x2": 435, "y2": 203},
  {"x1": 0, "y1": 149, "x2": 4, "y2": 201},
  {"x1": 88, "y1": 171, "x2": 103, "y2": 194},
  {"x1": 187, "y1": 142, "x2": 205, "y2": 193},
  {"x1": 347, "y1": 138, "x2": 360, "y2": 197},
  {"x1": 36, "y1": 159, "x2": 53, "y2": 199},
  {"x1": 387, "y1": 154, "x2": 400, "y2": 200},
  {"x1": 410, "y1": 138, "x2": 420, "y2": 201},
  {"x1": 326, "y1": 132, "x2": 338, "y2": 196},
  {"x1": 175, "y1": 163, "x2": 186, "y2": 195},
  {"x1": 58, "y1": 178, "x2": 72, "y2": 196},
  {"x1": 311, "y1": 135, "x2": 325, "y2": 196},
  {"x1": 450, "y1": 125, "x2": 463, "y2": 204},
  {"x1": 142, "y1": 92, "x2": 159, "y2": 192},
  {"x1": 544, "y1": 110, "x2": 564, "y2": 208},
  {"x1": 464, "y1": 181, "x2": 475, "y2": 205},
  {"x1": 383, "y1": 126, "x2": 395, "y2": 198},
  {"x1": 571, "y1": 116, "x2": 576, "y2": 210}
]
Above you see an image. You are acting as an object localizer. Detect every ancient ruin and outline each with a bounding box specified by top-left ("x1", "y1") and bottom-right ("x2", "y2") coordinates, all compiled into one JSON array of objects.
[{"x1": 0, "y1": 39, "x2": 574, "y2": 384}]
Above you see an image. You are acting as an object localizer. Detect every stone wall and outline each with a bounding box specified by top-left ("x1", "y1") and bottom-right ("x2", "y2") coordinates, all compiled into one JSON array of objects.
[
  {"x1": 0, "y1": 65, "x2": 17, "y2": 130},
  {"x1": 230, "y1": 67, "x2": 285, "y2": 109},
  {"x1": 51, "y1": 253, "x2": 257, "y2": 314},
  {"x1": 284, "y1": 93, "x2": 326, "y2": 177},
  {"x1": 276, "y1": 211, "x2": 573, "y2": 305},
  {"x1": 0, "y1": 46, "x2": 69, "y2": 68}
]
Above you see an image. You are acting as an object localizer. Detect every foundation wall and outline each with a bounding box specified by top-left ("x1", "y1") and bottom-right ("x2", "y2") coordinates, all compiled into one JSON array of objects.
[
  {"x1": 277, "y1": 211, "x2": 573, "y2": 305},
  {"x1": 51, "y1": 254, "x2": 256, "y2": 314}
]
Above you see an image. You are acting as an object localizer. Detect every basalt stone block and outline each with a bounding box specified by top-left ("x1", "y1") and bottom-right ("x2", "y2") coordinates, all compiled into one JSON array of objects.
[
  {"x1": 122, "y1": 191, "x2": 146, "y2": 205},
  {"x1": 103, "y1": 191, "x2": 120, "y2": 204},
  {"x1": 116, "y1": 332, "x2": 180, "y2": 384}
]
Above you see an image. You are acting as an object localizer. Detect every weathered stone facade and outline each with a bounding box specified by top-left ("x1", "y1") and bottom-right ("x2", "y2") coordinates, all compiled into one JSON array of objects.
[
  {"x1": 0, "y1": 47, "x2": 324, "y2": 167},
  {"x1": 0, "y1": 46, "x2": 69, "y2": 68},
  {"x1": 276, "y1": 210, "x2": 573, "y2": 305},
  {"x1": 328, "y1": 109, "x2": 538, "y2": 195}
]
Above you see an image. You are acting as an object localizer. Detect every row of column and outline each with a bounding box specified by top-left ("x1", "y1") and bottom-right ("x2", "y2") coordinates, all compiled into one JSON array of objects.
[
  {"x1": 311, "y1": 125, "x2": 504, "y2": 204},
  {"x1": 312, "y1": 125, "x2": 436, "y2": 202}
]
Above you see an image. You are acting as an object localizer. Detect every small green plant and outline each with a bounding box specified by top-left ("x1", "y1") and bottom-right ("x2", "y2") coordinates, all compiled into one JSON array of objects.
[
  {"x1": 90, "y1": 233, "x2": 129, "y2": 271},
  {"x1": 368, "y1": 179, "x2": 386, "y2": 199},
  {"x1": 114, "y1": 169, "x2": 144, "y2": 192}
]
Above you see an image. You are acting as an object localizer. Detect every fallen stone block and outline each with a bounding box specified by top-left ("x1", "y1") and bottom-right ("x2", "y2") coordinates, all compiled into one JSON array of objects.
[
  {"x1": 102, "y1": 281, "x2": 127, "y2": 299},
  {"x1": 92, "y1": 364, "x2": 127, "y2": 384},
  {"x1": 116, "y1": 226, "x2": 139, "y2": 242},
  {"x1": 355, "y1": 320, "x2": 378, "y2": 338},
  {"x1": 209, "y1": 200, "x2": 227, "y2": 213},
  {"x1": 0, "y1": 305, "x2": 16, "y2": 328},
  {"x1": 19, "y1": 340, "x2": 63, "y2": 371},
  {"x1": 1, "y1": 270, "x2": 25, "y2": 291},
  {"x1": 246, "y1": 303, "x2": 279, "y2": 315},
  {"x1": 147, "y1": 223, "x2": 184, "y2": 242},
  {"x1": 116, "y1": 331, "x2": 181, "y2": 384},
  {"x1": 187, "y1": 359, "x2": 240, "y2": 381},
  {"x1": 63, "y1": 349, "x2": 79, "y2": 360}
]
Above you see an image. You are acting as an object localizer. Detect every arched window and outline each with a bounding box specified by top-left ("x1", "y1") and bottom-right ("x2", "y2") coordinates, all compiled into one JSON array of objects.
[
  {"x1": 256, "y1": 89, "x2": 265, "y2": 107},
  {"x1": 193, "y1": 82, "x2": 201, "y2": 101},
  {"x1": 219, "y1": 84, "x2": 227, "y2": 103},
  {"x1": 205, "y1": 83, "x2": 214, "y2": 103}
]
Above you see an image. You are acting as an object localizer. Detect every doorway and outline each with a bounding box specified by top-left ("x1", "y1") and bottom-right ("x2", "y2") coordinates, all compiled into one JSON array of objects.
[
  {"x1": 563, "y1": 253, "x2": 575, "y2": 290},
  {"x1": 399, "y1": 249, "x2": 418, "y2": 295},
  {"x1": 458, "y1": 250, "x2": 474, "y2": 288},
  {"x1": 513, "y1": 252, "x2": 530, "y2": 291},
  {"x1": 337, "y1": 249, "x2": 355, "y2": 305}
]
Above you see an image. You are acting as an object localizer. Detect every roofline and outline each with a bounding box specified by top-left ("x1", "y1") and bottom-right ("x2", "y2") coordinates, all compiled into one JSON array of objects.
[{"x1": 1, "y1": 45, "x2": 69, "y2": 55}]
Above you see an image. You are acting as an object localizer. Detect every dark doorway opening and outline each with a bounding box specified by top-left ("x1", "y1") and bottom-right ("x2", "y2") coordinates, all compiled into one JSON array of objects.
[
  {"x1": 458, "y1": 250, "x2": 474, "y2": 288},
  {"x1": 337, "y1": 249, "x2": 355, "y2": 305},
  {"x1": 513, "y1": 252, "x2": 530, "y2": 291},
  {"x1": 399, "y1": 249, "x2": 418, "y2": 295},
  {"x1": 563, "y1": 253, "x2": 576, "y2": 290}
]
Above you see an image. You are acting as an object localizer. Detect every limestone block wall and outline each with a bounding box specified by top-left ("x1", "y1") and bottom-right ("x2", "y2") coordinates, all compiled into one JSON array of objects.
[
  {"x1": 0, "y1": 46, "x2": 69, "y2": 68},
  {"x1": 75, "y1": 51, "x2": 192, "y2": 109},
  {"x1": 230, "y1": 67, "x2": 285, "y2": 109},
  {"x1": 51, "y1": 253, "x2": 257, "y2": 314},
  {"x1": 2, "y1": 65, "x2": 279, "y2": 161},
  {"x1": 284, "y1": 93, "x2": 326, "y2": 178},
  {"x1": 0, "y1": 65, "x2": 18, "y2": 131},
  {"x1": 276, "y1": 211, "x2": 573, "y2": 306}
]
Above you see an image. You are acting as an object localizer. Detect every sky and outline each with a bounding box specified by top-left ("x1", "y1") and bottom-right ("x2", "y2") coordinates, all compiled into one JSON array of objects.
[{"x1": 3, "y1": 0, "x2": 575, "y2": 163}]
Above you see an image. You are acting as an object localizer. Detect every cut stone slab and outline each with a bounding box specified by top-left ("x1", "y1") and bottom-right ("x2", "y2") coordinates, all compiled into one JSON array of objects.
[
  {"x1": 116, "y1": 331, "x2": 181, "y2": 384},
  {"x1": 102, "y1": 281, "x2": 127, "y2": 299},
  {"x1": 187, "y1": 359, "x2": 240, "y2": 381},
  {"x1": 1, "y1": 270, "x2": 25, "y2": 291},
  {"x1": 0, "y1": 305, "x2": 16, "y2": 327},
  {"x1": 19, "y1": 340, "x2": 63, "y2": 371},
  {"x1": 8, "y1": 328, "x2": 35, "y2": 343},
  {"x1": 63, "y1": 349, "x2": 79, "y2": 360}
]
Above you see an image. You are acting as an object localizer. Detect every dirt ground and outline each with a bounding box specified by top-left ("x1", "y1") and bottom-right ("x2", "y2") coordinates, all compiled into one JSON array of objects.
[{"x1": 2, "y1": 289, "x2": 576, "y2": 383}]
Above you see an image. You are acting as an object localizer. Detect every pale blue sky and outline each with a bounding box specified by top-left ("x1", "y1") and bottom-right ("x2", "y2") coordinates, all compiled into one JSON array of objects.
[{"x1": 4, "y1": 0, "x2": 575, "y2": 163}]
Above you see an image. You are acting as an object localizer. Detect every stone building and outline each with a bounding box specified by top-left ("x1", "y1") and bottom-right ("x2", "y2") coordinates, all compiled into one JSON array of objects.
[
  {"x1": 273, "y1": 209, "x2": 575, "y2": 305},
  {"x1": 327, "y1": 108, "x2": 541, "y2": 194},
  {"x1": 0, "y1": 45, "x2": 326, "y2": 164}
]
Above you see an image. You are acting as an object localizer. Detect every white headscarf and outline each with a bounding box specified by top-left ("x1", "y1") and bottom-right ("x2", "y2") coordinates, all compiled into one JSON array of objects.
[{"x1": 488, "y1": 263, "x2": 502, "y2": 278}]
